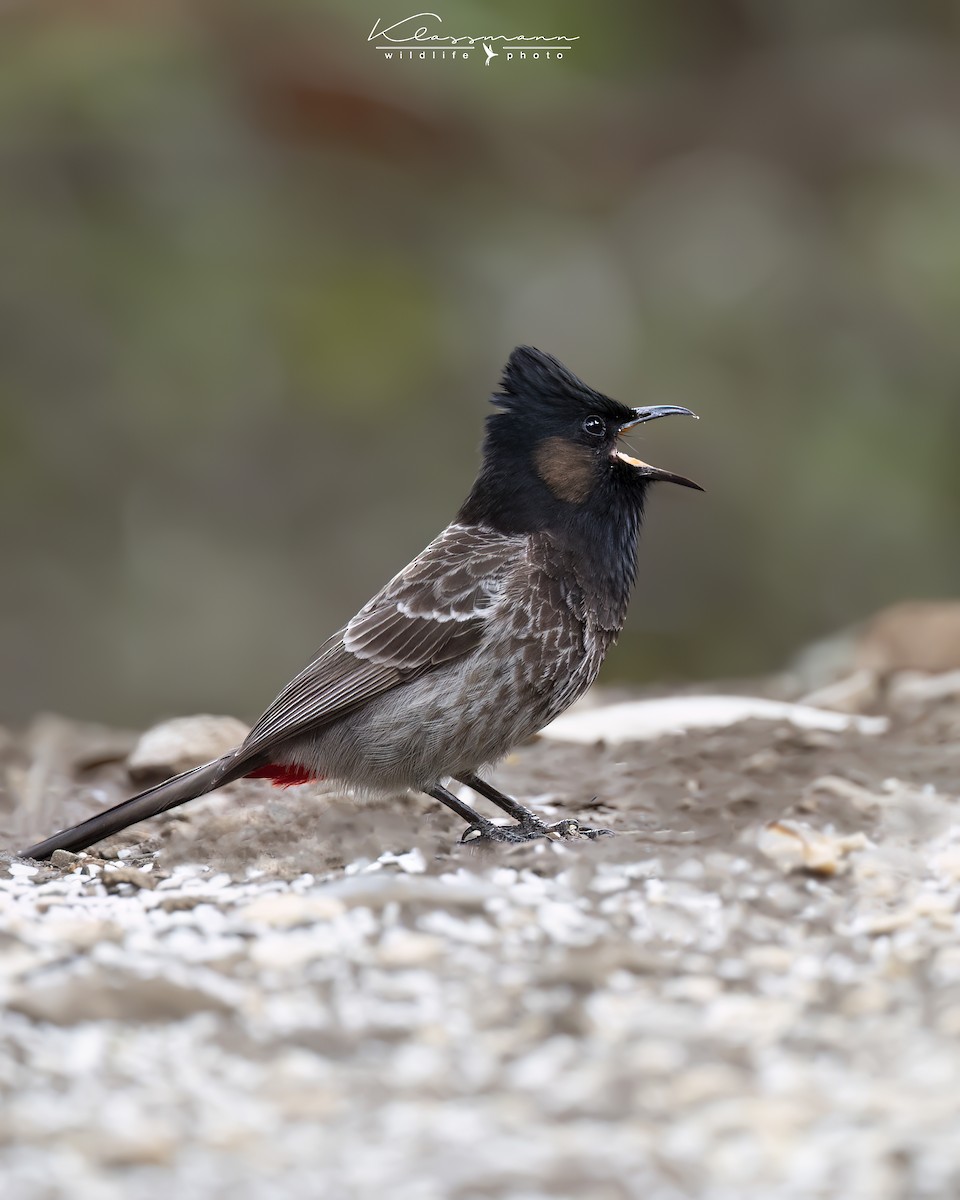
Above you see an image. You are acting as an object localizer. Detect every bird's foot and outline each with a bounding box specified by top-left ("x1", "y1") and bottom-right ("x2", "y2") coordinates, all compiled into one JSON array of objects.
[
  {"x1": 460, "y1": 815, "x2": 613, "y2": 845},
  {"x1": 546, "y1": 819, "x2": 614, "y2": 841}
]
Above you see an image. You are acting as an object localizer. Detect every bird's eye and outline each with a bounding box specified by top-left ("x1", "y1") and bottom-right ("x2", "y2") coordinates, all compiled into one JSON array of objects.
[{"x1": 581, "y1": 415, "x2": 605, "y2": 440}]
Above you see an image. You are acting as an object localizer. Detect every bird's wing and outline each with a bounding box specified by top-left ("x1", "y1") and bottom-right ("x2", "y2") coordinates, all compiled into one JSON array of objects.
[{"x1": 236, "y1": 524, "x2": 524, "y2": 761}]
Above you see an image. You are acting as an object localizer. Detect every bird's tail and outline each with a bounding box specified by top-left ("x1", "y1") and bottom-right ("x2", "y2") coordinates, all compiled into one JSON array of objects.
[{"x1": 19, "y1": 756, "x2": 237, "y2": 860}]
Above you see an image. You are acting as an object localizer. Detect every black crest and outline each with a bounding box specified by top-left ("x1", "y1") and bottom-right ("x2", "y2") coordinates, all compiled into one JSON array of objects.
[{"x1": 492, "y1": 346, "x2": 633, "y2": 425}]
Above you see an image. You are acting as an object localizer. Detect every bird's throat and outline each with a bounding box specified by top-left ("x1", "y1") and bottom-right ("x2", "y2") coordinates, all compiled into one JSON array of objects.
[{"x1": 556, "y1": 498, "x2": 644, "y2": 633}]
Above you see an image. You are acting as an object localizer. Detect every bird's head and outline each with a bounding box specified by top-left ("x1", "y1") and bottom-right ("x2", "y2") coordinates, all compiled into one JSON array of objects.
[{"x1": 459, "y1": 346, "x2": 701, "y2": 534}]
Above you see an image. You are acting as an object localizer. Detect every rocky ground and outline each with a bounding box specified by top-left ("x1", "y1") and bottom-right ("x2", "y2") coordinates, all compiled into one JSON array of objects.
[{"x1": 2, "y1": 676, "x2": 960, "y2": 1199}]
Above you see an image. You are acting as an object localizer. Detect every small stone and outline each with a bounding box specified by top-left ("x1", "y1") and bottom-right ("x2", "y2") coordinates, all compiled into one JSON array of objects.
[
  {"x1": 41, "y1": 917, "x2": 125, "y2": 950},
  {"x1": 238, "y1": 892, "x2": 345, "y2": 928},
  {"x1": 805, "y1": 775, "x2": 886, "y2": 814},
  {"x1": 888, "y1": 669, "x2": 960, "y2": 709},
  {"x1": 249, "y1": 933, "x2": 327, "y2": 970},
  {"x1": 50, "y1": 849, "x2": 80, "y2": 869},
  {"x1": 88, "y1": 1128, "x2": 178, "y2": 1168},
  {"x1": 670, "y1": 1063, "x2": 746, "y2": 1105},
  {"x1": 744, "y1": 945, "x2": 794, "y2": 972},
  {"x1": 127, "y1": 715, "x2": 251, "y2": 783},
  {"x1": 376, "y1": 847, "x2": 427, "y2": 874},
  {"x1": 8, "y1": 862, "x2": 39, "y2": 878},
  {"x1": 100, "y1": 865, "x2": 157, "y2": 892},
  {"x1": 743, "y1": 749, "x2": 780, "y2": 774},
  {"x1": 156, "y1": 894, "x2": 205, "y2": 913},
  {"x1": 758, "y1": 820, "x2": 868, "y2": 876},
  {"x1": 856, "y1": 601, "x2": 960, "y2": 674},
  {"x1": 839, "y1": 985, "x2": 890, "y2": 1017},
  {"x1": 800, "y1": 668, "x2": 880, "y2": 713},
  {"x1": 8, "y1": 971, "x2": 233, "y2": 1023},
  {"x1": 376, "y1": 930, "x2": 444, "y2": 967},
  {"x1": 932, "y1": 845, "x2": 960, "y2": 885}
]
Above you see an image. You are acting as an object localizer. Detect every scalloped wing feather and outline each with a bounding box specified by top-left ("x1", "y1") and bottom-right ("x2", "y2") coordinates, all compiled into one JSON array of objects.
[{"x1": 235, "y1": 525, "x2": 526, "y2": 762}]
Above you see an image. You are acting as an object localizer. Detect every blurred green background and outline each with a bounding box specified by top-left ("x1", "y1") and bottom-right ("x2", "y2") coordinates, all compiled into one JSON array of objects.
[{"x1": 1, "y1": 0, "x2": 959, "y2": 726}]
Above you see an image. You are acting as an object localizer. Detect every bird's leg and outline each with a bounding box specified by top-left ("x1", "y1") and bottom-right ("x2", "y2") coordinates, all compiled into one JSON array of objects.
[
  {"x1": 426, "y1": 784, "x2": 544, "y2": 844},
  {"x1": 456, "y1": 773, "x2": 541, "y2": 824},
  {"x1": 451, "y1": 774, "x2": 615, "y2": 844}
]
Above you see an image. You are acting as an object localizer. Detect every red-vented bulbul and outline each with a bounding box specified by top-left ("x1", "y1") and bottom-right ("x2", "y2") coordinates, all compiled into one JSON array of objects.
[{"x1": 21, "y1": 347, "x2": 700, "y2": 859}]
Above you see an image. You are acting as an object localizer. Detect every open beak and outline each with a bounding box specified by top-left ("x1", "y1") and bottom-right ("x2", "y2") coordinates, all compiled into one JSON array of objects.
[{"x1": 613, "y1": 405, "x2": 703, "y2": 491}]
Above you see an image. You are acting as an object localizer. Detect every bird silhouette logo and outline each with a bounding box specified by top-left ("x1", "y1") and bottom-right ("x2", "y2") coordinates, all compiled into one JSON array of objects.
[{"x1": 483, "y1": 42, "x2": 498, "y2": 66}]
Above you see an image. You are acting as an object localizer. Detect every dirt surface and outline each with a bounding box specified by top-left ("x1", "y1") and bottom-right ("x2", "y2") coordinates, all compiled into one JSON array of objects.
[{"x1": 2, "y1": 687, "x2": 960, "y2": 1199}]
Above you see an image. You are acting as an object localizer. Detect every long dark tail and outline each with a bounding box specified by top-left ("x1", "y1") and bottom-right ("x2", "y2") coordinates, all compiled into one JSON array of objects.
[{"x1": 19, "y1": 756, "x2": 240, "y2": 860}]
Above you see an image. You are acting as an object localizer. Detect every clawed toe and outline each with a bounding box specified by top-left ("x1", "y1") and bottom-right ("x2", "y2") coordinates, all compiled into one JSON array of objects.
[
  {"x1": 460, "y1": 819, "x2": 541, "y2": 845},
  {"x1": 582, "y1": 825, "x2": 615, "y2": 839},
  {"x1": 439, "y1": 775, "x2": 613, "y2": 847},
  {"x1": 544, "y1": 820, "x2": 615, "y2": 841},
  {"x1": 460, "y1": 817, "x2": 615, "y2": 846}
]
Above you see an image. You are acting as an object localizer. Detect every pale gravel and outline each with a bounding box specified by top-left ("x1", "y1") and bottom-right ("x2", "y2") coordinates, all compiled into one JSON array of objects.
[{"x1": 2, "y1": 698, "x2": 960, "y2": 1199}]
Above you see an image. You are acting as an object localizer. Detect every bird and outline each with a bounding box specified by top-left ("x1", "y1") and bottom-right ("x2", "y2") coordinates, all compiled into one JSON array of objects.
[
  {"x1": 20, "y1": 347, "x2": 700, "y2": 861},
  {"x1": 482, "y1": 42, "x2": 498, "y2": 66}
]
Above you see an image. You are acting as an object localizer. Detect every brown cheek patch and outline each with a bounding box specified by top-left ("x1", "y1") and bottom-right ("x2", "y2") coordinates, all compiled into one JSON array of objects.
[{"x1": 534, "y1": 437, "x2": 596, "y2": 504}]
